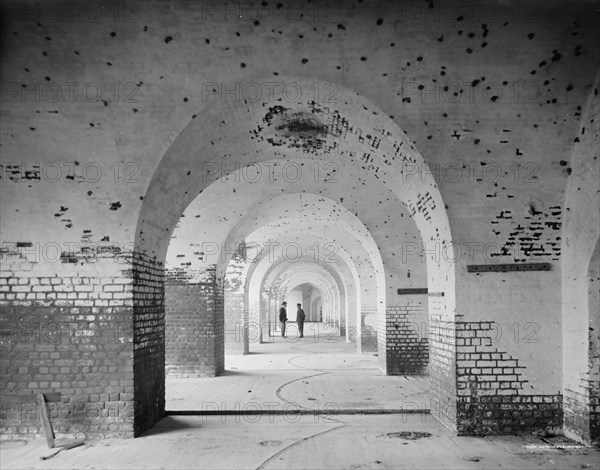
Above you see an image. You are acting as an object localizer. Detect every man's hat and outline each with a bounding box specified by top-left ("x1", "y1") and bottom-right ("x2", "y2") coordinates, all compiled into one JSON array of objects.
[
  {"x1": 282, "y1": 301, "x2": 287, "y2": 305},
  {"x1": 297, "y1": 303, "x2": 301, "y2": 306}
]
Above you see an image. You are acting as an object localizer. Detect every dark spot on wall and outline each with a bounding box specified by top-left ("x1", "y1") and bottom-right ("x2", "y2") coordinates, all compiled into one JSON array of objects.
[
  {"x1": 110, "y1": 32, "x2": 116, "y2": 37},
  {"x1": 528, "y1": 33, "x2": 535, "y2": 39},
  {"x1": 241, "y1": 62, "x2": 246, "y2": 68},
  {"x1": 529, "y1": 203, "x2": 542, "y2": 217},
  {"x1": 301, "y1": 58, "x2": 308, "y2": 64},
  {"x1": 109, "y1": 202, "x2": 122, "y2": 210},
  {"x1": 376, "y1": 18, "x2": 383, "y2": 25},
  {"x1": 164, "y1": 36, "x2": 173, "y2": 44}
]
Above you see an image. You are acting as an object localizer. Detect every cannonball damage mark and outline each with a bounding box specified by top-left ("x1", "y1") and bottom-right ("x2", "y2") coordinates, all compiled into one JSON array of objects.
[{"x1": 489, "y1": 205, "x2": 562, "y2": 261}]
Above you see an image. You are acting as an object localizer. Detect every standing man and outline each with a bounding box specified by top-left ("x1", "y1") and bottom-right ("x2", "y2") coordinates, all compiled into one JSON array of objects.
[
  {"x1": 296, "y1": 303, "x2": 305, "y2": 338},
  {"x1": 279, "y1": 301, "x2": 288, "y2": 338}
]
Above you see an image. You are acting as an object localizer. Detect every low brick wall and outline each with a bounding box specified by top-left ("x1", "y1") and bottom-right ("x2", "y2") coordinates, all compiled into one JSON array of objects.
[{"x1": 0, "y1": 254, "x2": 137, "y2": 439}]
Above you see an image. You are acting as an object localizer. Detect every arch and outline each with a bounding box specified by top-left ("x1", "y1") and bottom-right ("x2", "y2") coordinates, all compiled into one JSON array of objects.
[{"x1": 134, "y1": 77, "x2": 456, "y2": 435}]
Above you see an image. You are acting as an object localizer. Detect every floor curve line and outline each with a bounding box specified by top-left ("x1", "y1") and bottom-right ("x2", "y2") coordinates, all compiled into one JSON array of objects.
[{"x1": 255, "y1": 424, "x2": 348, "y2": 470}]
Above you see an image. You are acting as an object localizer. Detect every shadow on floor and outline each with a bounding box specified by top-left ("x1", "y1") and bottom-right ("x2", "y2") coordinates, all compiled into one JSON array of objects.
[{"x1": 139, "y1": 416, "x2": 202, "y2": 437}]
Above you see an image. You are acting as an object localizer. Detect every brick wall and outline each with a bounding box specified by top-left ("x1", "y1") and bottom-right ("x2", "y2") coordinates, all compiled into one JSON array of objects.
[
  {"x1": 0, "y1": 253, "x2": 135, "y2": 439},
  {"x1": 165, "y1": 275, "x2": 224, "y2": 377},
  {"x1": 428, "y1": 296, "x2": 457, "y2": 432},
  {"x1": 455, "y1": 315, "x2": 562, "y2": 435},
  {"x1": 132, "y1": 253, "x2": 165, "y2": 437},
  {"x1": 385, "y1": 303, "x2": 429, "y2": 375}
]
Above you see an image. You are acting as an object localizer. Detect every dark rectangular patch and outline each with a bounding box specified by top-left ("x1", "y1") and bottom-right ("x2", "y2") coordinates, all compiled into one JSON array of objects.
[
  {"x1": 397, "y1": 288, "x2": 428, "y2": 295},
  {"x1": 467, "y1": 263, "x2": 552, "y2": 273}
]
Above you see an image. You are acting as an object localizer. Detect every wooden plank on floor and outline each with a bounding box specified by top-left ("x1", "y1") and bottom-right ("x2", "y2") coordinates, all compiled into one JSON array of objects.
[{"x1": 37, "y1": 393, "x2": 55, "y2": 449}]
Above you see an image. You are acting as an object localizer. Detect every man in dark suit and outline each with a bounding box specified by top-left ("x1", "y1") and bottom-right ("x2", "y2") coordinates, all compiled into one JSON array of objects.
[
  {"x1": 296, "y1": 303, "x2": 305, "y2": 338},
  {"x1": 279, "y1": 301, "x2": 288, "y2": 337}
]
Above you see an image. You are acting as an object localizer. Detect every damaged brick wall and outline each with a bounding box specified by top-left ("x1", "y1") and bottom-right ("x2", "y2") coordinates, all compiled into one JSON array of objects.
[
  {"x1": 455, "y1": 315, "x2": 562, "y2": 435},
  {"x1": 385, "y1": 303, "x2": 429, "y2": 375}
]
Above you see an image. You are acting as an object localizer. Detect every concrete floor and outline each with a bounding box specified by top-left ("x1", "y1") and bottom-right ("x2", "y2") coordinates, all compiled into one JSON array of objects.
[
  {"x1": 2, "y1": 328, "x2": 598, "y2": 469},
  {"x1": 167, "y1": 326, "x2": 429, "y2": 413}
]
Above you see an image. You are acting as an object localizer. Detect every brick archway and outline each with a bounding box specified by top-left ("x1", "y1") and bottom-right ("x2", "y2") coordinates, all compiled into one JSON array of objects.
[{"x1": 134, "y1": 78, "x2": 456, "y2": 436}]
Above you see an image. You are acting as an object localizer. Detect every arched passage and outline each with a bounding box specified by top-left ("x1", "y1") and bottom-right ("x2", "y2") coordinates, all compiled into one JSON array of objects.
[
  {"x1": 257, "y1": 258, "x2": 348, "y2": 342},
  {"x1": 134, "y1": 78, "x2": 456, "y2": 436}
]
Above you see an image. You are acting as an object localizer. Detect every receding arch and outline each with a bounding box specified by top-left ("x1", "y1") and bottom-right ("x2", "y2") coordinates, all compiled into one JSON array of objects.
[{"x1": 134, "y1": 77, "x2": 456, "y2": 435}]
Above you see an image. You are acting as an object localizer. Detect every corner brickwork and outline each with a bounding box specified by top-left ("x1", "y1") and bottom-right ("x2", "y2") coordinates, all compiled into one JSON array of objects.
[{"x1": 455, "y1": 315, "x2": 562, "y2": 435}]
